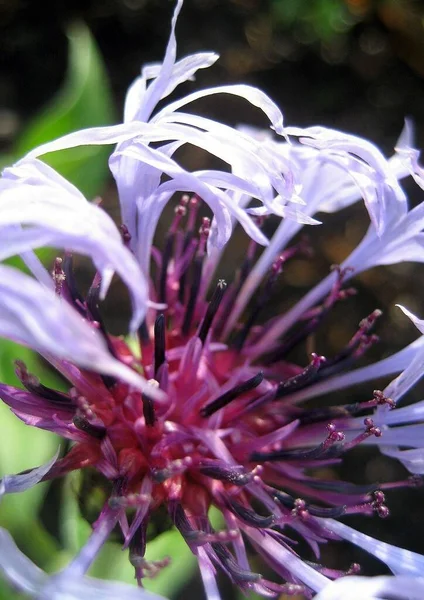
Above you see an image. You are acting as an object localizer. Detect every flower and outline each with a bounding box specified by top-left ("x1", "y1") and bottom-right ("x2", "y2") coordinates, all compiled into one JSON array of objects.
[{"x1": 1, "y1": 1, "x2": 424, "y2": 599}]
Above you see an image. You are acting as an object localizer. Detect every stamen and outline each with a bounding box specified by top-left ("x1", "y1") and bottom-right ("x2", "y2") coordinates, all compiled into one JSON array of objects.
[
  {"x1": 142, "y1": 383, "x2": 157, "y2": 427},
  {"x1": 275, "y1": 353, "x2": 325, "y2": 399},
  {"x1": 86, "y1": 273, "x2": 103, "y2": 324},
  {"x1": 198, "y1": 280, "x2": 227, "y2": 344},
  {"x1": 137, "y1": 320, "x2": 150, "y2": 348},
  {"x1": 200, "y1": 371, "x2": 264, "y2": 417},
  {"x1": 159, "y1": 203, "x2": 187, "y2": 304},
  {"x1": 129, "y1": 524, "x2": 146, "y2": 586},
  {"x1": 120, "y1": 224, "x2": 131, "y2": 246},
  {"x1": 257, "y1": 581, "x2": 305, "y2": 597},
  {"x1": 15, "y1": 360, "x2": 71, "y2": 404},
  {"x1": 129, "y1": 523, "x2": 170, "y2": 584},
  {"x1": 317, "y1": 309, "x2": 382, "y2": 378},
  {"x1": 291, "y1": 498, "x2": 309, "y2": 519},
  {"x1": 234, "y1": 253, "x2": 286, "y2": 350},
  {"x1": 109, "y1": 492, "x2": 151, "y2": 510},
  {"x1": 211, "y1": 543, "x2": 261, "y2": 584},
  {"x1": 86, "y1": 273, "x2": 118, "y2": 389},
  {"x1": 159, "y1": 235, "x2": 175, "y2": 305},
  {"x1": 297, "y1": 390, "x2": 394, "y2": 425},
  {"x1": 178, "y1": 195, "x2": 199, "y2": 304},
  {"x1": 154, "y1": 314, "x2": 166, "y2": 377},
  {"x1": 225, "y1": 497, "x2": 274, "y2": 528},
  {"x1": 380, "y1": 475, "x2": 424, "y2": 490},
  {"x1": 181, "y1": 218, "x2": 210, "y2": 336},
  {"x1": 73, "y1": 415, "x2": 106, "y2": 439},
  {"x1": 306, "y1": 479, "x2": 376, "y2": 496},
  {"x1": 251, "y1": 422, "x2": 344, "y2": 462},
  {"x1": 272, "y1": 490, "x2": 346, "y2": 518},
  {"x1": 62, "y1": 253, "x2": 85, "y2": 310},
  {"x1": 170, "y1": 502, "x2": 237, "y2": 546},
  {"x1": 214, "y1": 232, "x2": 261, "y2": 338},
  {"x1": 341, "y1": 417, "x2": 382, "y2": 452},
  {"x1": 52, "y1": 257, "x2": 66, "y2": 296},
  {"x1": 344, "y1": 490, "x2": 389, "y2": 519},
  {"x1": 198, "y1": 461, "x2": 252, "y2": 486},
  {"x1": 151, "y1": 457, "x2": 192, "y2": 482},
  {"x1": 305, "y1": 560, "x2": 361, "y2": 579},
  {"x1": 263, "y1": 265, "x2": 355, "y2": 363}
]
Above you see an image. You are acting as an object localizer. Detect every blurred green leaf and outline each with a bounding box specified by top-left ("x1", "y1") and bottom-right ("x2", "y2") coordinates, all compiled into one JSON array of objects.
[
  {"x1": 90, "y1": 528, "x2": 197, "y2": 599},
  {"x1": 0, "y1": 340, "x2": 60, "y2": 539},
  {"x1": 14, "y1": 21, "x2": 115, "y2": 199},
  {"x1": 60, "y1": 470, "x2": 92, "y2": 556},
  {"x1": 59, "y1": 470, "x2": 197, "y2": 598}
]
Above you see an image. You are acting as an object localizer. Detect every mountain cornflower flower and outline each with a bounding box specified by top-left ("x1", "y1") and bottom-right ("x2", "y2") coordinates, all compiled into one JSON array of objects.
[{"x1": 2, "y1": 1, "x2": 424, "y2": 599}]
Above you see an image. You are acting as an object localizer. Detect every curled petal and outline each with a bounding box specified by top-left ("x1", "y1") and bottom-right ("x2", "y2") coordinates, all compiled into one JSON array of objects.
[
  {"x1": 0, "y1": 158, "x2": 148, "y2": 331},
  {"x1": 125, "y1": 52, "x2": 219, "y2": 123},
  {"x1": 0, "y1": 265, "x2": 158, "y2": 395},
  {"x1": 285, "y1": 125, "x2": 407, "y2": 234},
  {"x1": 0, "y1": 449, "x2": 59, "y2": 498},
  {"x1": 24, "y1": 121, "x2": 150, "y2": 160},
  {"x1": 136, "y1": 0, "x2": 183, "y2": 121},
  {"x1": 154, "y1": 84, "x2": 285, "y2": 136}
]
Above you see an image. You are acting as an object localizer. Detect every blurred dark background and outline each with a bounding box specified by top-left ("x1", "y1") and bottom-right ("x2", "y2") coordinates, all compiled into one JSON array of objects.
[
  {"x1": 2, "y1": 0, "x2": 424, "y2": 147},
  {"x1": 2, "y1": 1, "x2": 424, "y2": 598}
]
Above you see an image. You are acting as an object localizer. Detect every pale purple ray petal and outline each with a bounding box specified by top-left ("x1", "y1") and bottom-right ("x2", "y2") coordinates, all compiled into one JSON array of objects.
[
  {"x1": 0, "y1": 527, "x2": 165, "y2": 599},
  {"x1": 315, "y1": 575, "x2": 424, "y2": 600},
  {"x1": 24, "y1": 121, "x2": 152, "y2": 160},
  {"x1": 39, "y1": 575, "x2": 167, "y2": 600},
  {"x1": 221, "y1": 122, "x2": 414, "y2": 339},
  {"x1": 0, "y1": 265, "x2": 159, "y2": 395},
  {"x1": 285, "y1": 125, "x2": 406, "y2": 232},
  {"x1": 235, "y1": 195, "x2": 424, "y2": 353},
  {"x1": 135, "y1": 0, "x2": 183, "y2": 121},
  {"x1": 112, "y1": 144, "x2": 257, "y2": 249},
  {"x1": 245, "y1": 526, "x2": 329, "y2": 592},
  {"x1": 0, "y1": 225, "x2": 53, "y2": 289},
  {"x1": 20, "y1": 250, "x2": 54, "y2": 289},
  {"x1": 382, "y1": 446, "x2": 424, "y2": 475},
  {"x1": 112, "y1": 118, "x2": 295, "y2": 211},
  {"x1": 285, "y1": 126, "x2": 408, "y2": 235},
  {"x1": 198, "y1": 548, "x2": 222, "y2": 600},
  {"x1": 397, "y1": 305, "x2": 424, "y2": 335},
  {"x1": 389, "y1": 118, "x2": 415, "y2": 179},
  {"x1": 355, "y1": 201, "x2": 424, "y2": 270},
  {"x1": 153, "y1": 84, "x2": 285, "y2": 136},
  {"x1": 378, "y1": 399, "x2": 424, "y2": 427},
  {"x1": 363, "y1": 424, "x2": 424, "y2": 448},
  {"x1": 0, "y1": 528, "x2": 47, "y2": 595},
  {"x1": 282, "y1": 336, "x2": 424, "y2": 406},
  {"x1": 320, "y1": 519, "x2": 424, "y2": 577},
  {"x1": 125, "y1": 52, "x2": 219, "y2": 123},
  {"x1": 154, "y1": 113, "x2": 295, "y2": 203},
  {"x1": 0, "y1": 158, "x2": 148, "y2": 331},
  {"x1": 65, "y1": 506, "x2": 121, "y2": 578},
  {"x1": 0, "y1": 449, "x2": 59, "y2": 498}
]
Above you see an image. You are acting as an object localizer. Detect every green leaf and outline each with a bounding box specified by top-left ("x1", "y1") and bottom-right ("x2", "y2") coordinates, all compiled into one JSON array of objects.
[{"x1": 14, "y1": 21, "x2": 115, "y2": 199}]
